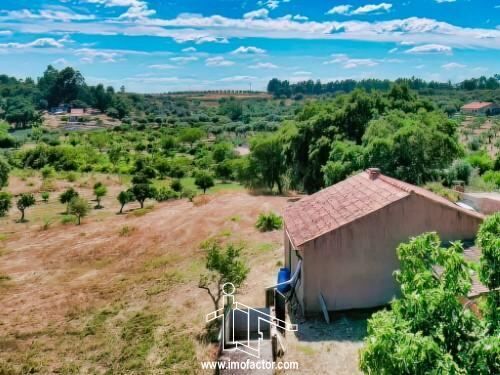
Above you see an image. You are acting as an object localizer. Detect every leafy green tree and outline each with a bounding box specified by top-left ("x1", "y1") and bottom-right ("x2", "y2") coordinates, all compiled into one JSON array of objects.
[
  {"x1": 117, "y1": 190, "x2": 134, "y2": 214},
  {"x1": 178, "y1": 128, "x2": 205, "y2": 148},
  {"x1": 129, "y1": 175, "x2": 156, "y2": 208},
  {"x1": 170, "y1": 179, "x2": 183, "y2": 193},
  {"x1": 16, "y1": 193, "x2": 36, "y2": 222},
  {"x1": 476, "y1": 213, "x2": 500, "y2": 333},
  {"x1": 219, "y1": 98, "x2": 243, "y2": 121},
  {"x1": 93, "y1": 182, "x2": 107, "y2": 209},
  {"x1": 360, "y1": 232, "x2": 498, "y2": 374},
  {"x1": 0, "y1": 192, "x2": 12, "y2": 217},
  {"x1": 0, "y1": 156, "x2": 10, "y2": 188},
  {"x1": 69, "y1": 197, "x2": 89, "y2": 225},
  {"x1": 248, "y1": 134, "x2": 287, "y2": 194},
  {"x1": 41, "y1": 191, "x2": 50, "y2": 203},
  {"x1": 194, "y1": 171, "x2": 214, "y2": 194},
  {"x1": 198, "y1": 239, "x2": 249, "y2": 311},
  {"x1": 59, "y1": 187, "x2": 79, "y2": 214},
  {"x1": 322, "y1": 141, "x2": 364, "y2": 186}
]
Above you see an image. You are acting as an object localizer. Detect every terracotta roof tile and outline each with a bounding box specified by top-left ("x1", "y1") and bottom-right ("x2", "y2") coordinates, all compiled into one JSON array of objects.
[
  {"x1": 284, "y1": 170, "x2": 483, "y2": 248},
  {"x1": 461, "y1": 102, "x2": 493, "y2": 110}
]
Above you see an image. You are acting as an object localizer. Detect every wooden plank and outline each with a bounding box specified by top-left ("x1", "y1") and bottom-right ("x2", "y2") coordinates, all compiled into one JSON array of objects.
[{"x1": 319, "y1": 293, "x2": 330, "y2": 324}]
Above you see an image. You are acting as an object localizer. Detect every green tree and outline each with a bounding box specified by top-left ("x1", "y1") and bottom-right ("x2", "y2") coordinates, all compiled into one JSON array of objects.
[
  {"x1": 0, "y1": 156, "x2": 10, "y2": 188},
  {"x1": 178, "y1": 128, "x2": 205, "y2": 148},
  {"x1": 117, "y1": 190, "x2": 134, "y2": 214},
  {"x1": 198, "y1": 240, "x2": 249, "y2": 311},
  {"x1": 59, "y1": 187, "x2": 79, "y2": 214},
  {"x1": 129, "y1": 175, "x2": 155, "y2": 208},
  {"x1": 93, "y1": 182, "x2": 107, "y2": 209},
  {"x1": 476, "y1": 213, "x2": 500, "y2": 333},
  {"x1": 69, "y1": 197, "x2": 89, "y2": 225},
  {"x1": 0, "y1": 192, "x2": 12, "y2": 217},
  {"x1": 16, "y1": 193, "x2": 36, "y2": 222},
  {"x1": 359, "y1": 232, "x2": 498, "y2": 374},
  {"x1": 41, "y1": 191, "x2": 50, "y2": 203},
  {"x1": 248, "y1": 134, "x2": 287, "y2": 194},
  {"x1": 194, "y1": 171, "x2": 214, "y2": 194}
]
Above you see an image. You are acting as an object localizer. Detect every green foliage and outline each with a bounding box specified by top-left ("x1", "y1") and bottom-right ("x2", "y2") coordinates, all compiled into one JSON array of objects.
[
  {"x1": 359, "y1": 232, "x2": 498, "y2": 374},
  {"x1": 170, "y1": 178, "x2": 182, "y2": 193},
  {"x1": 119, "y1": 312, "x2": 158, "y2": 370},
  {"x1": 0, "y1": 191, "x2": 12, "y2": 217},
  {"x1": 476, "y1": 213, "x2": 500, "y2": 332},
  {"x1": 59, "y1": 187, "x2": 79, "y2": 213},
  {"x1": 16, "y1": 193, "x2": 35, "y2": 222},
  {"x1": 93, "y1": 182, "x2": 107, "y2": 209},
  {"x1": 154, "y1": 186, "x2": 177, "y2": 202},
  {"x1": 0, "y1": 156, "x2": 10, "y2": 188},
  {"x1": 69, "y1": 196, "x2": 89, "y2": 225},
  {"x1": 194, "y1": 170, "x2": 214, "y2": 193},
  {"x1": 199, "y1": 240, "x2": 249, "y2": 311},
  {"x1": 442, "y1": 159, "x2": 473, "y2": 186},
  {"x1": 41, "y1": 191, "x2": 49, "y2": 203},
  {"x1": 219, "y1": 97, "x2": 244, "y2": 121},
  {"x1": 467, "y1": 151, "x2": 494, "y2": 175},
  {"x1": 423, "y1": 182, "x2": 460, "y2": 202},
  {"x1": 178, "y1": 127, "x2": 205, "y2": 147},
  {"x1": 255, "y1": 212, "x2": 283, "y2": 232},
  {"x1": 129, "y1": 176, "x2": 156, "y2": 208},
  {"x1": 117, "y1": 190, "x2": 134, "y2": 214},
  {"x1": 482, "y1": 170, "x2": 500, "y2": 188}
]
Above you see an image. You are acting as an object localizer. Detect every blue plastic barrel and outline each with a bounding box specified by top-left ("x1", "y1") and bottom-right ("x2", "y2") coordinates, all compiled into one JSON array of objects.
[{"x1": 277, "y1": 267, "x2": 291, "y2": 293}]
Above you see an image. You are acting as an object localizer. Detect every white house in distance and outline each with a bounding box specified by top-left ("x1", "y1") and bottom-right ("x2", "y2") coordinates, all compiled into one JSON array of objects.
[{"x1": 283, "y1": 169, "x2": 486, "y2": 316}]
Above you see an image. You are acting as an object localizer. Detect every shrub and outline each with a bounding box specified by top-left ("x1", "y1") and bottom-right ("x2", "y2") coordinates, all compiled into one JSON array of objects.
[
  {"x1": 483, "y1": 170, "x2": 500, "y2": 188},
  {"x1": 155, "y1": 187, "x2": 177, "y2": 202},
  {"x1": 41, "y1": 191, "x2": 49, "y2": 203},
  {"x1": 255, "y1": 212, "x2": 283, "y2": 232},
  {"x1": 40, "y1": 165, "x2": 55, "y2": 179},
  {"x1": 69, "y1": 197, "x2": 90, "y2": 225},
  {"x1": 467, "y1": 152, "x2": 494, "y2": 175},
  {"x1": 170, "y1": 178, "x2": 182, "y2": 193},
  {"x1": 0, "y1": 192, "x2": 12, "y2": 217}
]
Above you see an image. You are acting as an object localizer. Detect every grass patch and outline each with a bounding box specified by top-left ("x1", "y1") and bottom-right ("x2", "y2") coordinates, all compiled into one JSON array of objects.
[
  {"x1": 146, "y1": 271, "x2": 183, "y2": 296},
  {"x1": 255, "y1": 242, "x2": 274, "y2": 253},
  {"x1": 424, "y1": 182, "x2": 460, "y2": 202},
  {"x1": 61, "y1": 215, "x2": 77, "y2": 225},
  {"x1": 296, "y1": 344, "x2": 316, "y2": 356},
  {"x1": 128, "y1": 205, "x2": 155, "y2": 217},
  {"x1": 160, "y1": 327, "x2": 197, "y2": 372},
  {"x1": 119, "y1": 312, "x2": 159, "y2": 370},
  {"x1": 118, "y1": 225, "x2": 136, "y2": 237},
  {"x1": 142, "y1": 253, "x2": 180, "y2": 271},
  {"x1": 82, "y1": 308, "x2": 119, "y2": 337}
]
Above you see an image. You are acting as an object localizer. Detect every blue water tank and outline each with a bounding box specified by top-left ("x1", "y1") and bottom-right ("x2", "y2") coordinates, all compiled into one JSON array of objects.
[{"x1": 277, "y1": 267, "x2": 291, "y2": 293}]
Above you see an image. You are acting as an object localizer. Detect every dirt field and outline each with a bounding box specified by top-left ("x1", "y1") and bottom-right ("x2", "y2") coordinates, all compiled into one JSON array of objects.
[
  {"x1": 460, "y1": 115, "x2": 500, "y2": 157},
  {"x1": 0, "y1": 173, "x2": 367, "y2": 374}
]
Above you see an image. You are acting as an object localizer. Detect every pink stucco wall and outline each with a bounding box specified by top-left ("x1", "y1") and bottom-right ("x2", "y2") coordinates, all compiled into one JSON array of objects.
[{"x1": 291, "y1": 193, "x2": 483, "y2": 314}]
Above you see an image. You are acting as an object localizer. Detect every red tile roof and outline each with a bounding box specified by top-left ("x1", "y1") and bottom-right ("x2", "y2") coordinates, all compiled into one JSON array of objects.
[
  {"x1": 284, "y1": 170, "x2": 483, "y2": 248},
  {"x1": 461, "y1": 102, "x2": 493, "y2": 110}
]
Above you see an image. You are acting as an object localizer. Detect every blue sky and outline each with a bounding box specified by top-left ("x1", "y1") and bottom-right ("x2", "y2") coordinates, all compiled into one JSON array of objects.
[{"x1": 0, "y1": 0, "x2": 498, "y2": 92}]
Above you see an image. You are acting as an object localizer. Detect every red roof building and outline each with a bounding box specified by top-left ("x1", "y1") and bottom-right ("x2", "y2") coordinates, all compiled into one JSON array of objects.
[
  {"x1": 283, "y1": 169, "x2": 485, "y2": 314},
  {"x1": 460, "y1": 101, "x2": 495, "y2": 114}
]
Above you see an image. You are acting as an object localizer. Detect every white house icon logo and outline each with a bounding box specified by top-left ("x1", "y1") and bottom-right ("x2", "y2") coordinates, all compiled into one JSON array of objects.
[{"x1": 206, "y1": 283, "x2": 298, "y2": 359}]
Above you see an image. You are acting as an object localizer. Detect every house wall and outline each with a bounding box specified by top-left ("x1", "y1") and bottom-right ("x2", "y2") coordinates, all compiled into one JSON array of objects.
[{"x1": 299, "y1": 193, "x2": 483, "y2": 314}]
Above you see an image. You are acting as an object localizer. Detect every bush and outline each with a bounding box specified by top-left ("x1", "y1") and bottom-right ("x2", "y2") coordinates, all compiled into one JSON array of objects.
[
  {"x1": 170, "y1": 178, "x2": 183, "y2": 193},
  {"x1": 255, "y1": 212, "x2": 283, "y2": 232},
  {"x1": 155, "y1": 187, "x2": 178, "y2": 202},
  {"x1": 483, "y1": 170, "x2": 500, "y2": 188},
  {"x1": 467, "y1": 152, "x2": 494, "y2": 175}
]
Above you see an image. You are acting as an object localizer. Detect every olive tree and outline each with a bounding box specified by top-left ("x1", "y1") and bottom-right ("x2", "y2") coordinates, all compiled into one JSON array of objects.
[
  {"x1": 59, "y1": 187, "x2": 79, "y2": 214},
  {"x1": 93, "y1": 182, "x2": 107, "y2": 209},
  {"x1": 69, "y1": 197, "x2": 89, "y2": 225},
  {"x1": 0, "y1": 192, "x2": 12, "y2": 217},
  {"x1": 194, "y1": 171, "x2": 214, "y2": 194},
  {"x1": 117, "y1": 190, "x2": 134, "y2": 214},
  {"x1": 16, "y1": 193, "x2": 36, "y2": 222},
  {"x1": 198, "y1": 239, "x2": 249, "y2": 312}
]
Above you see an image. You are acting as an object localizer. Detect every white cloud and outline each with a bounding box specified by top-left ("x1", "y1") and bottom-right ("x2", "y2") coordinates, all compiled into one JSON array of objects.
[
  {"x1": 181, "y1": 47, "x2": 197, "y2": 52},
  {"x1": 0, "y1": 37, "x2": 64, "y2": 49},
  {"x1": 441, "y1": 62, "x2": 466, "y2": 70},
  {"x1": 170, "y1": 56, "x2": 198, "y2": 63},
  {"x1": 75, "y1": 48, "x2": 121, "y2": 63},
  {"x1": 231, "y1": 46, "x2": 266, "y2": 54},
  {"x1": 352, "y1": 3, "x2": 393, "y2": 15},
  {"x1": 324, "y1": 53, "x2": 379, "y2": 68},
  {"x1": 405, "y1": 44, "x2": 452, "y2": 54},
  {"x1": 83, "y1": 0, "x2": 155, "y2": 19},
  {"x1": 219, "y1": 75, "x2": 256, "y2": 82},
  {"x1": 1, "y1": 8, "x2": 95, "y2": 22},
  {"x1": 249, "y1": 62, "x2": 278, "y2": 69},
  {"x1": 435, "y1": 0, "x2": 456, "y2": 3},
  {"x1": 293, "y1": 14, "x2": 309, "y2": 21},
  {"x1": 293, "y1": 71, "x2": 312, "y2": 75},
  {"x1": 262, "y1": 0, "x2": 280, "y2": 10},
  {"x1": 148, "y1": 64, "x2": 177, "y2": 69},
  {"x1": 243, "y1": 9, "x2": 269, "y2": 19},
  {"x1": 205, "y1": 56, "x2": 235, "y2": 67},
  {"x1": 326, "y1": 5, "x2": 352, "y2": 15},
  {"x1": 389, "y1": 47, "x2": 398, "y2": 53},
  {"x1": 0, "y1": 30, "x2": 12, "y2": 36}
]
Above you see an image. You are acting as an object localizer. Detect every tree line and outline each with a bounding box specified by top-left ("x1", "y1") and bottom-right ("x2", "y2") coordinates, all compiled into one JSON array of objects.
[{"x1": 267, "y1": 74, "x2": 500, "y2": 98}]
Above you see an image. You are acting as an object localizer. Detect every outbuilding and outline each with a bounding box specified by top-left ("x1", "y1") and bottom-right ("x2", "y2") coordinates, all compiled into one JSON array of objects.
[{"x1": 283, "y1": 169, "x2": 484, "y2": 315}]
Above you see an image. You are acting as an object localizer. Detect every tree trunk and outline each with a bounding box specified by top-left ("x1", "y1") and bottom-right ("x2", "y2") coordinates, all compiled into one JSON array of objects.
[
  {"x1": 20, "y1": 209, "x2": 24, "y2": 222},
  {"x1": 77, "y1": 215, "x2": 81, "y2": 225},
  {"x1": 119, "y1": 204, "x2": 124, "y2": 214},
  {"x1": 140, "y1": 200, "x2": 144, "y2": 208}
]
